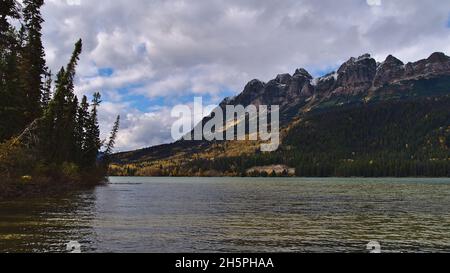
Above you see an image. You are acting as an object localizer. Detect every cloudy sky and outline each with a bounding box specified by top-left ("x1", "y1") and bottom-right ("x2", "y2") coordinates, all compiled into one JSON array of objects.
[{"x1": 40, "y1": 0, "x2": 450, "y2": 151}]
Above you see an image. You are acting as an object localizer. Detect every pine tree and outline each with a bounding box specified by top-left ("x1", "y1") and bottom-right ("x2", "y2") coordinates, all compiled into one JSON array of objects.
[
  {"x1": 64, "y1": 39, "x2": 82, "y2": 94},
  {"x1": 74, "y1": 95, "x2": 89, "y2": 164},
  {"x1": 56, "y1": 40, "x2": 81, "y2": 162},
  {"x1": 0, "y1": 0, "x2": 20, "y2": 44},
  {"x1": 0, "y1": 2, "x2": 27, "y2": 142},
  {"x1": 0, "y1": 49, "x2": 24, "y2": 141},
  {"x1": 40, "y1": 40, "x2": 82, "y2": 163},
  {"x1": 21, "y1": 0, "x2": 46, "y2": 123},
  {"x1": 100, "y1": 115, "x2": 120, "y2": 171},
  {"x1": 105, "y1": 115, "x2": 120, "y2": 156},
  {"x1": 67, "y1": 95, "x2": 79, "y2": 159},
  {"x1": 39, "y1": 67, "x2": 63, "y2": 161},
  {"x1": 83, "y1": 92, "x2": 102, "y2": 168}
]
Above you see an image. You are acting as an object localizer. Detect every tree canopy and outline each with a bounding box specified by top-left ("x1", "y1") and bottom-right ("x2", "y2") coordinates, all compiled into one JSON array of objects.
[{"x1": 0, "y1": 1, "x2": 120, "y2": 194}]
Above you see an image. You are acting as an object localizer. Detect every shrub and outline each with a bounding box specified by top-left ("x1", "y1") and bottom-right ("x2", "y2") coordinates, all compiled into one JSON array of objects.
[
  {"x1": 0, "y1": 141, "x2": 35, "y2": 180},
  {"x1": 60, "y1": 162, "x2": 81, "y2": 182}
]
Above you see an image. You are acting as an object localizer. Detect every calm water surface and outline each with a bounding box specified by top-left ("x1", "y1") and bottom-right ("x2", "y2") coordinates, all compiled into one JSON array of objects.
[{"x1": 1, "y1": 177, "x2": 450, "y2": 253}]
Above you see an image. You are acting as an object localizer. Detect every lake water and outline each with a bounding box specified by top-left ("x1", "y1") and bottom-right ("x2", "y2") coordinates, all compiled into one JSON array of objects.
[{"x1": 1, "y1": 177, "x2": 450, "y2": 253}]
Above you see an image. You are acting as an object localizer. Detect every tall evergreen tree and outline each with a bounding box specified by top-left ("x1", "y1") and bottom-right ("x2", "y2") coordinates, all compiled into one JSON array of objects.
[
  {"x1": 0, "y1": 0, "x2": 20, "y2": 43},
  {"x1": 41, "y1": 69, "x2": 52, "y2": 108},
  {"x1": 68, "y1": 95, "x2": 79, "y2": 158},
  {"x1": 41, "y1": 40, "x2": 82, "y2": 163},
  {"x1": 39, "y1": 67, "x2": 63, "y2": 160},
  {"x1": 105, "y1": 115, "x2": 120, "y2": 156},
  {"x1": 0, "y1": 0, "x2": 23, "y2": 142},
  {"x1": 0, "y1": 43, "x2": 24, "y2": 141},
  {"x1": 101, "y1": 115, "x2": 120, "y2": 170},
  {"x1": 83, "y1": 92, "x2": 102, "y2": 168},
  {"x1": 21, "y1": 0, "x2": 46, "y2": 123},
  {"x1": 74, "y1": 95, "x2": 89, "y2": 164}
]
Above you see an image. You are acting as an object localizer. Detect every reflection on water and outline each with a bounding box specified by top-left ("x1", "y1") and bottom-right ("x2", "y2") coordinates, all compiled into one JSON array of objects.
[{"x1": 1, "y1": 177, "x2": 450, "y2": 253}]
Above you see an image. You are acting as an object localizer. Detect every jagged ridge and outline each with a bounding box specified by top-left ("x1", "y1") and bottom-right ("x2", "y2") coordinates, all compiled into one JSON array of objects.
[{"x1": 220, "y1": 52, "x2": 450, "y2": 123}]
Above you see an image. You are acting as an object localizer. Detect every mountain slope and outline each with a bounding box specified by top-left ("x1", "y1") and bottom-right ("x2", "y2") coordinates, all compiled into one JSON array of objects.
[{"x1": 111, "y1": 52, "x2": 450, "y2": 177}]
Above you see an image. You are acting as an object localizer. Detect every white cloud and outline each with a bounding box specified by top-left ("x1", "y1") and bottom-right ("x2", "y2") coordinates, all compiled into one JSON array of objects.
[{"x1": 367, "y1": 0, "x2": 382, "y2": 7}]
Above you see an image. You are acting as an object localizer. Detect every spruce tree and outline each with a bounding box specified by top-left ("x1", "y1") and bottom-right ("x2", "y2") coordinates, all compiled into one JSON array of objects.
[
  {"x1": 100, "y1": 115, "x2": 120, "y2": 171},
  {"x1": 40, "y1": 67, "x2": 64, "y2": 161},
  {"x1": 0, "y1": 43, "x2": 24, "y2": 141},
  {"x1": 68, "y1": 95, "x2": 79, "y2": 160},
  {"x1": 0, "y1": 2, "x2": 26, "y2": 142},
  {"x1": 0, "y1": 0, "x2": 20, "y2": 44},
  {"x1": 40, "y1": 40, "x2": 82, "y2": 163},
  {"x1": 83, "y1": 92, "x2": 102, "y2": 168},
  {"x1": 74, "y1": 95, "x2": 89, "y2": 164},
  {"x1": 21, "y1": 0, "x2": 46, "y2": 123},
  {"x1": 105, "y1": 115, "x2": 120, "y2": 156}
]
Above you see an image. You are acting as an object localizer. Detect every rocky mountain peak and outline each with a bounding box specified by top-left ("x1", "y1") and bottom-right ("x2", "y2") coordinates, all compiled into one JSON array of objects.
[
  {"x1": 314, "y1": 72, "x2": 337, "y2": 95},
  {"x1": 384, "y1": 55, "x2": 404, "y2": 66},
  {"x1": 373, "y1": 55, "x2": 405, "y2": 87},
  {"x1": 427, "y1": 52, "x2": 450, "y2": 63},
  {"x1": 245, "y1": 79, "x2": 265, "y2": 90},
  {"x1": 357, "y1": 53, "x2": 372, "y2": 61},
  {"x1": 275, "y1": 73, "x2": 292, "y2": 85},
  {"x1": 293, "y1": 68, "x2": 313, "y2": 79},
  {"x1": 404, "y1": 52, "x2": 450, "y2": 78},
  {"x1": 230, "y1": 79, "x2": 266, "y2": 106},
  {"x1": 334, "y1": 54, "x2": 377, "y2": 95},
  {"x1": 290, "y1": 69, "x2": 313, "y2": 97}
]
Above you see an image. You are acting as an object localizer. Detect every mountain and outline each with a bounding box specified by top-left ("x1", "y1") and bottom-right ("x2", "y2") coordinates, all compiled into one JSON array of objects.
[{"x1": 111, "y1": 52, "x2": 450, "y2": 177}]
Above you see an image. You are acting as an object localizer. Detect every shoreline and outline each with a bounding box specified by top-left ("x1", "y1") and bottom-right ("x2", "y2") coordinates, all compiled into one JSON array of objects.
[
  {"x1": 0, "y1": 175, "x2": 107, "y2": 201},
  {"x1": 107, "y1": 175, "x2": 450, "y2": 179}
]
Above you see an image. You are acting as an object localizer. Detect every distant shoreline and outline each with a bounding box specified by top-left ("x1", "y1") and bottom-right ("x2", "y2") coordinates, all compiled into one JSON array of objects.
[{"x1": 106, "y1": 175, "x2": 450, "y2": 179}]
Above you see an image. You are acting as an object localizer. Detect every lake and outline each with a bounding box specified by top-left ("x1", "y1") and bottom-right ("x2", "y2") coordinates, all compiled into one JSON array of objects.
[{"x1": 0, "y1": 177, "x2": 450, "y2": 253}]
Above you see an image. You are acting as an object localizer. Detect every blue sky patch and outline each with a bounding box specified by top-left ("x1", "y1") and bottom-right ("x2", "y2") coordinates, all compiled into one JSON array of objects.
[
  {"x1": 311, "y1": 66, "x2": 339, "y2": 78},
  {"x1": 98, "y1": 67, "x2": 114, "y2": 77},
  {"x1": 112, "y1": 85, "x2": 237, "y2": 113}
]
